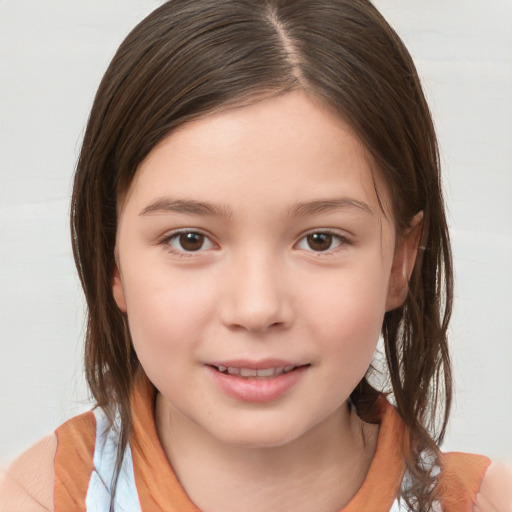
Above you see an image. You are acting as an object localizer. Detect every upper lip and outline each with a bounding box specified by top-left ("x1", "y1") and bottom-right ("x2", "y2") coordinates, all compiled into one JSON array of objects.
[{"x1": 207, "y1": 359, "x2": 307, "y2": 370}]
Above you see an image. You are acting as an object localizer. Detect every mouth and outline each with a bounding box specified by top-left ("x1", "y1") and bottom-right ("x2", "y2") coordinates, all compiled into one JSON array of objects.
[
  {"x1": 208, "y1": 364, "x2": 309, "y2": 379},
  {"x1": 207, "y1": 361, "x2": 310, "y2": 402}
]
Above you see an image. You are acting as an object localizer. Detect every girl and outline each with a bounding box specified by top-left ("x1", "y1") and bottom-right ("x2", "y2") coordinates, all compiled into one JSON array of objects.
[{"x1": 1, "y1": 0, "x2": 510, "y2": 510}]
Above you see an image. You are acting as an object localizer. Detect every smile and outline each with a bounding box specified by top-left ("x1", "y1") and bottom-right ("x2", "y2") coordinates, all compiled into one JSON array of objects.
[
  {"x1": 213, "y1": 365, "x2": 298, "y2": 378},
  {"x1": 208, "y1": 362, "x2": 310, "y2": 402}
]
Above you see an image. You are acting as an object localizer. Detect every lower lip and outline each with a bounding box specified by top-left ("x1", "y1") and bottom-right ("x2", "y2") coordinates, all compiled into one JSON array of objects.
[{"x1": 207, "y1": 366, "x2": 308, "y2": 403}]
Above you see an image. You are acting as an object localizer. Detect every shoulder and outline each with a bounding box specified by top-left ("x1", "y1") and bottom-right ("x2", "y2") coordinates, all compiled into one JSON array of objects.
[
  {"x1": 0, "y1": 434, "x2": 57, "y2": 512},
  {"x1": 437, "y1": 452, "x2": 512, "y2": 512},
  {"x1": 0, "y1": 410, "x2": 98, "y2": 512},
  {"x1": 474, "y1": 462, "x2": 512, "y2": 512}
]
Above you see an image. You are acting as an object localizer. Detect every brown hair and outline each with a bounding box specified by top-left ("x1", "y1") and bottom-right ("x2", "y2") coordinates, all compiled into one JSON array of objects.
[{"x1": 71, "y1": 0, "x2": 453, "y2": 509}]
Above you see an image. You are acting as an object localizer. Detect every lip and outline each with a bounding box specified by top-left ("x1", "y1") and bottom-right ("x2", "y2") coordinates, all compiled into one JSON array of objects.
[
  {"x1": 208, "y1": 358, "x2": 303, "y2": 370},
  {"x1": 206, "y1": 359, "x2": 310, "y2": 403}
]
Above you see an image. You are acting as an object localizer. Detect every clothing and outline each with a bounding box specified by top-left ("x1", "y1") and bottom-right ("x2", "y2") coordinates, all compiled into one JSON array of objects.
[{"x1": 53, "y1": 374, "x2": 490, "y2": 512}]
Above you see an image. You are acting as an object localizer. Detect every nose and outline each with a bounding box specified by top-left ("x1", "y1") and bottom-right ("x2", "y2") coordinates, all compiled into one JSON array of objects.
[{"x1": 219, "y1": 252, "x2": 293, "y2": 333}]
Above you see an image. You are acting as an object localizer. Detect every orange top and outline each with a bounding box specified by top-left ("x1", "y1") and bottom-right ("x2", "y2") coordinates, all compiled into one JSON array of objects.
[{"x1": 53, "y1": 374, "x2": 491, "y2": 511}]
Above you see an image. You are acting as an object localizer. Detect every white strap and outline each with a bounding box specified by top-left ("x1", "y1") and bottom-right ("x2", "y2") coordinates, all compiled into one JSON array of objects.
[{"x1": 85, "y1": 408, "x2": 142, "y2": 512}]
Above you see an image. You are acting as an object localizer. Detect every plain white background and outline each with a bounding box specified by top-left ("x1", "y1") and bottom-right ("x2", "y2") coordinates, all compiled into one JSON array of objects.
[{"x1": 1, "y1": 1, "x2": 511, "y2": 467}]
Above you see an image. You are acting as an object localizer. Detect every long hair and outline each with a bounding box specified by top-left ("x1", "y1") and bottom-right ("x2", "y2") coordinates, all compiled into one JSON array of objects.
[{"x1": 71, "y1": 1, "x2": 453, "y2": 509}]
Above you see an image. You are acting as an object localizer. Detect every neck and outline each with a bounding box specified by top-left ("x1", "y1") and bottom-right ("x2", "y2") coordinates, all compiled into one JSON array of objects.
[{"x1": 155, "y1": 394, "x2": 379, "y2": 512}]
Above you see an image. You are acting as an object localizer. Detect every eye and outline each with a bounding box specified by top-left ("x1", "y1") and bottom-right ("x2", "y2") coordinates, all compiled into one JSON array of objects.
[
  {"x1": 164, "y1": 230, "x2": 216, "y2": 253},
  {"x1": 296, "y1": 231, "x2": 347, "y2": 252}
]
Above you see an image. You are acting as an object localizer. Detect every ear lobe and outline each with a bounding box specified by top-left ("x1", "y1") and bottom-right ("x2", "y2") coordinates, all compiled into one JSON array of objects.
[
  {"x1": 112, "y1": 265, "x2": 127, "y2": 312},
  {"x1": 385, "y1": 211, "x2": 423, "y2": 312}
]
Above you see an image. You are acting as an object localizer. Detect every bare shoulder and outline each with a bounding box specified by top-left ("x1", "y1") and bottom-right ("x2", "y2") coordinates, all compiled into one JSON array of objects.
[
  {"x1": 0, "y1": 434, "x2": 57, "y2": 512},
  {"x1": 474, "y1": 462, "x2": 512, "y2": 512}
]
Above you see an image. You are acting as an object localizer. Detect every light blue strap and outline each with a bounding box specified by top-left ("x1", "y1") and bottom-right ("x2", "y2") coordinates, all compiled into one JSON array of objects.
[
  {"x1": 389, "y1": 497, "x2": 443, "y2": 511},
  {"x1": 85, "y1": 408, "x2": 142, "y2": 512},
  {"x1": 390, "y1": 498, "x2": 409, "y2": 511}
]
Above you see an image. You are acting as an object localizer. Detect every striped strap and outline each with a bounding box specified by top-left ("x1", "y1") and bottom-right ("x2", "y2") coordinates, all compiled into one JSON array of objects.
[{"x1": 54, "y1": 411, "x2": 96, "y2": 512}]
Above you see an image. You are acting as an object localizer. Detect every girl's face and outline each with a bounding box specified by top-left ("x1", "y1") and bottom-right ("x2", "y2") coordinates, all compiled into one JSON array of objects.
[{"x1": 114, "y1": 91, "x2": 416, "y2": 448}]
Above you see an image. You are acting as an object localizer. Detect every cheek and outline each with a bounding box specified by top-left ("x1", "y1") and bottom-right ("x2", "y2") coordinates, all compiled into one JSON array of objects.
[
  {"x1": 122, "y1": 267, "x2": 219, "y2": 359},
  {"x1": 303, "y1": 263, "x2": 390, "y2": 362}
]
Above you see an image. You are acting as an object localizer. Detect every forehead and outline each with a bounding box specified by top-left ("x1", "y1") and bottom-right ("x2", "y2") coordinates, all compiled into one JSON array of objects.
[{"x1": 123, "y1": 91, "x2": 392, "y2": 220}]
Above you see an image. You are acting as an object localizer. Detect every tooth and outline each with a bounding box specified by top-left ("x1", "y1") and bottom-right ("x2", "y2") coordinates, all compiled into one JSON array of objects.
[
  {"x1": 256, "y1": 368, "x2": 275, "y2": 377},
  {"x1": 228, "y1": 367, "x2": 240, "y2": 375},
  {"x1": 217, "y1": 365, "x2": 226, "y2": 372},
  {"x1": 274, "y1": 368, "x2": 284, "y2": 376},
  {"x1": 240, "y1": 368, "x2": 257, "y2": 377},
  {"x1": 284, "y1": 365, "x2": 295, "y2": 373}
]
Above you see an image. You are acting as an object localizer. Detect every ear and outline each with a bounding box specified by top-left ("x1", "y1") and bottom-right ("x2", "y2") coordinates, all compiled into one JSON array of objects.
[
  {"x1": 385, "y1": 211, "x2": 423, "y2": 311},
  {"x1": 112, "y1": 265, "x2": 127, "y2": 312}
]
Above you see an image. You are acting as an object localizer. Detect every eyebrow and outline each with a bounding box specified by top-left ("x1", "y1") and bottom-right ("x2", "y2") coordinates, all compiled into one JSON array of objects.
[
  {"x1": 140, "y1": 197, "x2": 374, "y2": 218},
  {"x1": 139, "y1": 198, "x2": 233, "y2": 218},
  {"x1": 289, "y1": 198, "x2": 374, "y2": 217}
]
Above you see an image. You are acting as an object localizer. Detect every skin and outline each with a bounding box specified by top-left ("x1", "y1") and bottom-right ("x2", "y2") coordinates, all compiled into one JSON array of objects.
[{"x1": 112, "y1": 90, "x2": 422, "y2": 512}]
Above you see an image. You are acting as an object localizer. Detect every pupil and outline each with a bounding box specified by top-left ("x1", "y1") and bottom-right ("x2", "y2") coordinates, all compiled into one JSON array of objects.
[
  {"x1": 180, "y1": 232, "x2": 204, "y2": 251},
  {"x1": 307, "y1": 233, "x2": 332, "y2": 251}
]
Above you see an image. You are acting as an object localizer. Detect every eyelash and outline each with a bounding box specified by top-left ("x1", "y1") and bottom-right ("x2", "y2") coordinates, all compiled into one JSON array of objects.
[
  {"x1": 159, "y1": 229, "x2": 351, "y2": 256},
  {"x1": 295, "y1": 230, "x2": 350, "y2": 254},
  {"x1": 159, "y1": 229, "x2": 217, "y2": 257}
]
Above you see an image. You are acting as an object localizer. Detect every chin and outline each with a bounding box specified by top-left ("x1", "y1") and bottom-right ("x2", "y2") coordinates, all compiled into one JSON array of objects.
[{"x1": 207, "y1": 416, "x2": 313, "y2": 450}]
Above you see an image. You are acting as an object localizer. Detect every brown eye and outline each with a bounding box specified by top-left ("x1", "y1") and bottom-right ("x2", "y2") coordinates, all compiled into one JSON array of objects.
[
  {"x1": 179, "y1": 232, "x2": 205, "y2": 251},
  {"x1": 296, "y1": 231, "x2": 347, "y2": 253},
  {"x1": 306, "y1": 233, "x2": 333, "y2": 251},
  {"x1": 166, "y1": 231, "x2": 215, "y2": 253}
]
